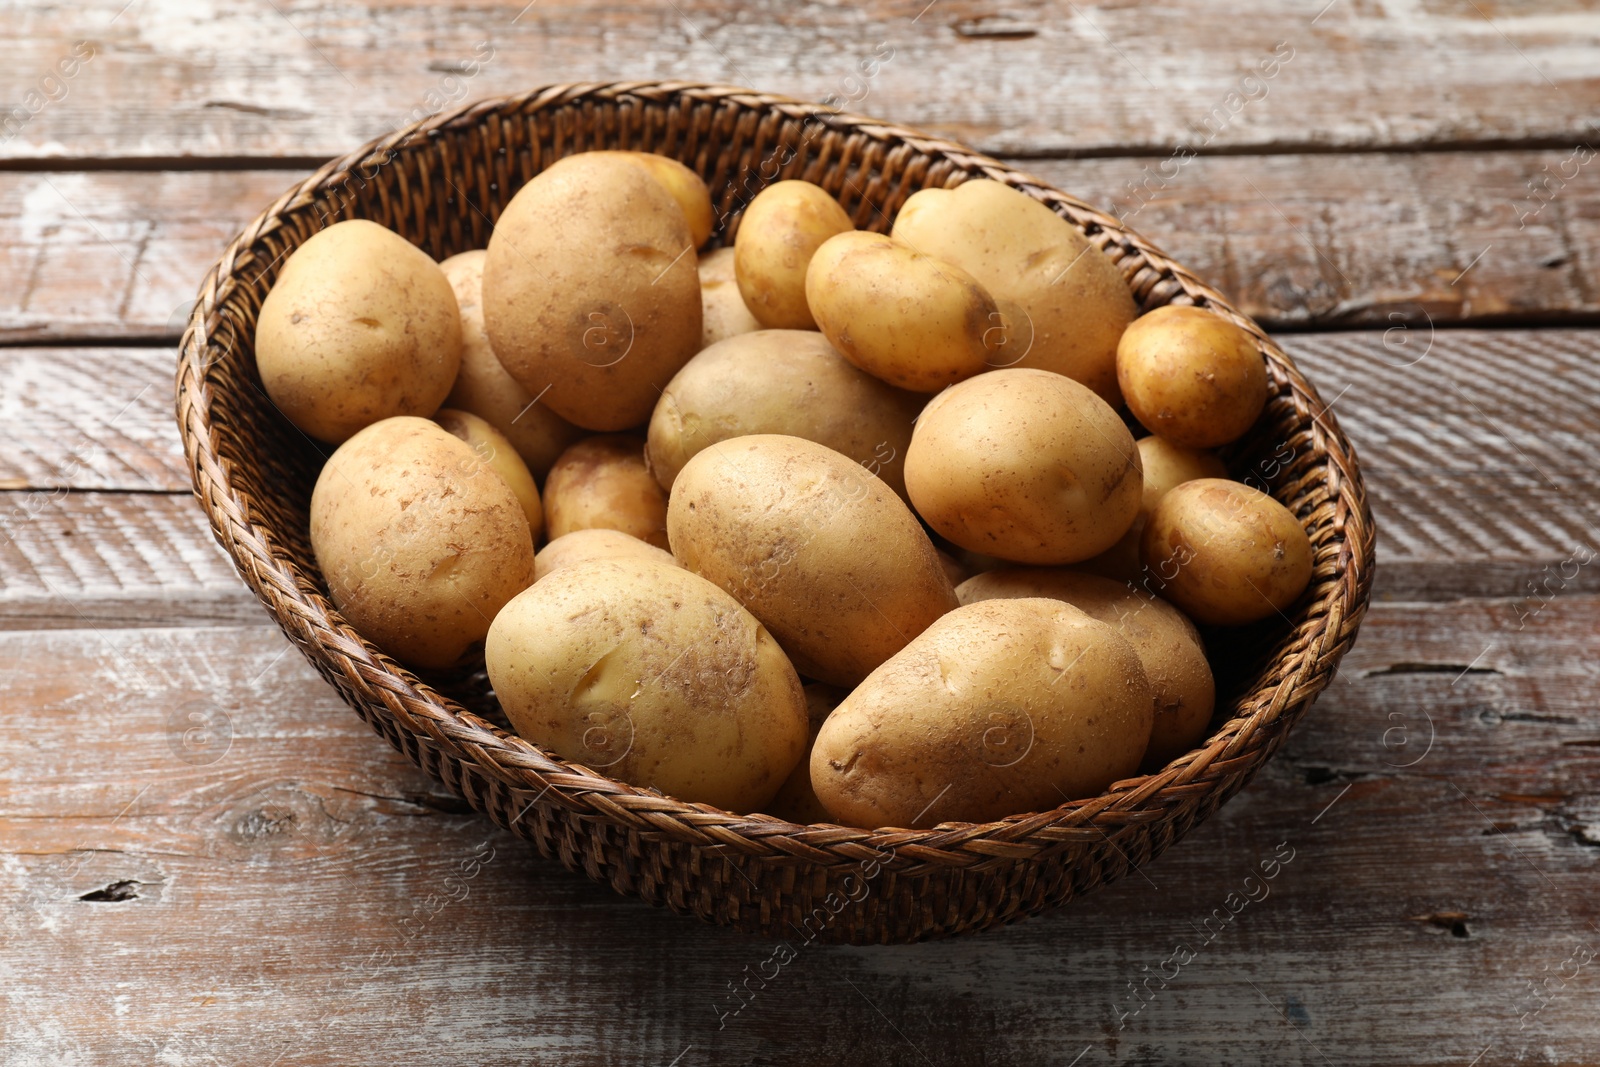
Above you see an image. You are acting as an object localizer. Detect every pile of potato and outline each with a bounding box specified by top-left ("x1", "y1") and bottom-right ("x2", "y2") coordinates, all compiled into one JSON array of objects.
[{"x1": 254, "y1": 151, "x2": 1313, "y2": 830}]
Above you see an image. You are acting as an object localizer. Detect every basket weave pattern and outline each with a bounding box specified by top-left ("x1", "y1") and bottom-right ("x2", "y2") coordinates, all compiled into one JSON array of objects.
[{"x1": 175, "y1": 82, "x2": 1375, "y2": 944}]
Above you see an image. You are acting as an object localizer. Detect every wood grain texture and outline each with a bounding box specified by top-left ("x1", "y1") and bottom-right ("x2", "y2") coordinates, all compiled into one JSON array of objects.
[
  {"x1": 4, "y1": 152, "x2": 1600, "y2": 343},
  {"x1": 3, "y1": 0, "x2": 1599, "y2": 162},
  {"x1": 1, "y1": 600, "x2": 1595, "y2": 1066}
]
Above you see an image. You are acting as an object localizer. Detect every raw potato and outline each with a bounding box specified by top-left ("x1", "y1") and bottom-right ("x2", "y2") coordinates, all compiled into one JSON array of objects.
[
  {"x1": 544, "y1": 435, "x2": 669, "y2": 549},
  {"x1": 534, "y1": 528, "x2": 679, "y2": 583},
  {"x1": 806, "y1": 231, "x2": 1002, "y2": 392},
  {"x1": 1142, "y1": 478, "x2": 1314, "y2": 625},
  {"x1": 482, "y1": 153, "x2": 702, "y2": 431},
  {"x1": 1117, "y1": 305, "x2": 1269, "y2": 448},
  {"x1": 667, "y1": 434, "x2": 958, "y2": 687},
  {"x1": 486, "y1": 558, "x2": 808, "y2": 812},
  {"x1": 767, "y1": 683, "x2": 847, "y2": 824},
  {"x1": 1079, "y1": 436, "x2": 1228, "y2": 582},
  {"x1": 256, "y1": 220, "x2": 461, "y2": 443},
  {"x1": 433, "y1": 408, "x2": 544, "y2": 539},
  {"x1": 590, "y1": 151, "x2": 714, "y2": 248},
  {"x1": 810, "y1": 598, "x2": 1154, "y2": 829},
  {"x1": 439, "y1": 250, "x2": 581, "y2": 478},
  {"x1": 734, "y1": 180, "x2": 854, "y2": 329},
  {"x1": 697, "y1": 247, "x2": 762, "y2": 349},
  {"x1": 891, "y1": 179, "x2": 1137, "y2": 405},
  {"x1": 956, "y1": 569, "x2": 1215, "y2": 770},
  {"x1": 905, "y1": 368, "x2": 1143, "y2": 564},
  {"x1": 310, "y1": 416, "x2": 535, "y2": 670},
  {"x1": 645, "y1": 329, "x2": 921, "y2": 498}
]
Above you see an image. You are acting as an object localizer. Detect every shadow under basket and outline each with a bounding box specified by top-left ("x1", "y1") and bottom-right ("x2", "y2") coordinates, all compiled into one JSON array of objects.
[{"x1": 175, "y1": 82, "x2": 1376, "y2": 945}]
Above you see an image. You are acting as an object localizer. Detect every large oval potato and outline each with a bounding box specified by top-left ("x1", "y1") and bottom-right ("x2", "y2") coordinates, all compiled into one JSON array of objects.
[
  {"x1": 486, "y1": 558, "x2": 808, "y2": 812},
  {"x1": 1142, "y1": 478, "x2": 1314, "y2": 625},
  {"x1": 734, "y1": 180, "x2": 854, "y2": 329},
  {"x1": 810, "y1": 598, "x2": 1154, "y2": 829},
  {"x1": 482, "y1": 153, "x2": 702, "y2": 431},
  {"x1": 310, "y1": 416, "x2": 535, "y2": 669},
  {"x1": 544, "y1": 435, "x2": 669, "y2": 549},
  {"x1": 432, "y1": 408, "x2": 543, "y2": 539},
  {"x1": 439, "y1": 250, "x2": 582, "y2": 478},
  {"x1": 806, "y1": 231, "x2": 1002, "y2": 392},
  {"x1": 257, "y1": 220, "x2": 461, "y2": 443},
  {"x1": 891, "y1": 179, "x2": 1137, "y2": 405},
  {"x1": 533, "y1": 528, "x2": 679, "y2": 583},
  {"x1": 645, "y1": 329, "x2": 921, "y2": 498},
  {"x1": 905, "y1": 368, "x2": 1142, "y2": 564},
  {"x1": 589, "y1": 151, "x2": 714, "y2": 248},
  {"x1": 667, "y1": 434, "x2": 957, "y2": 687},
  {"x1": 956, "y1": 569, "x2": 1214, "y2": 770},
  {"x1": 697, "y1": 247, "x2": 762, "y2": 349},
  {"x1": 1117, "y1": 305, "x2": 1269, "y2": 448}
]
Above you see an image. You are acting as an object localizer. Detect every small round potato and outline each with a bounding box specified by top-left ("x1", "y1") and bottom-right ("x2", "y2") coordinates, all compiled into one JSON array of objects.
[
  {"x1": 667, "y1": 435, "x2": 958, "y2": 687},
  {"x1": 697, "y1": 247, "x2": 762, "y2": 349},
  {"x1": 310, "y1": 416, "x2": 535, "y2": 670},
  {"x1": 1142, "y1": 478, "x2": 1314, "y2": 625},
  {"x1": 544, "y1": 435, "x2": 669, "y2": 549},
  {"x1": 905, "y1": 368, "x2": 1143, "y2": 564},
  {"x1": 256, "y1": 220, "x2": 461, "y2": 443},
  {"x1": 439, "y1": 250, "x2": 582, "y2": 479},
  {"x1": 645, "y1": 329, "x2": 921, "y2": 499},
  {"x1": 589, "y1": 151, "x2": 715, "y2": 248},
  {"x1": 1079, "y1": 436, "x2": 1228, "y2": 582},
  {"x1": 734, "y1": 180, "x2": 854, "y2": 329},
  {"x1": 533, "y1": 528, "x2": 679, "y2": 583},
  {"x1": 766, "y1": 682, "x2": 847, "y2": 824},
  {"x1": 482, "y1": 153, "x2": 702, "y2": 431},
  {"x1": 806, "y1": 231, "x2": 1001, "y2": 392},
  {"x1": 810, "y1": 598, "x2": 1154, "y2": 829},
  {"x1": 1117, "y1": 305, "x2": 1269, "y2": 448},
  {"x1": 486, "y1": 558, "x2": 809, "y2": 812},
  {"x1": 891, "y1": 179, "x2": 1137, "y2": 405},
  {"x1": 956, "y1": 569, "x2": 1215, "y2": 771},
  {"x1": 433, "y1": 408, "x2": 543, "y2": 539}
]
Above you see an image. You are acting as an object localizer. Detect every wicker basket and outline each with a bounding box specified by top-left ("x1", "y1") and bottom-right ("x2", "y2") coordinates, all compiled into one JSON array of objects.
[{"x1": 175, "y1": 82, "x2": 1375, "y2": 945}]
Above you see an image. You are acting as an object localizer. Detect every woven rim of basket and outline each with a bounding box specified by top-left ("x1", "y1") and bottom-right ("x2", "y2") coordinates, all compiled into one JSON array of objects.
[{"x1": 175, "y1": 81, "x2": 1376, "y2": 871}]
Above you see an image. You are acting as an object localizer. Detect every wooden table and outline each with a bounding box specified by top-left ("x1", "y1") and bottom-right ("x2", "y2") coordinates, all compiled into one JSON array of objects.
[{"x1": 4, "y1": 3, "x2": 1598, "y2": 1063}]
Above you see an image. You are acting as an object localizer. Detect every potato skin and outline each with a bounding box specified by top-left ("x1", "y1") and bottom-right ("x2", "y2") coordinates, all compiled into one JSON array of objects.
[
  {"x1": 482, "y1": 154, "x2": 702, "y2": 431},
  {"x1": 439, "y1": 250, "x2": 582, "y2": 478},
  {"x1": 533, "y1": 528, "x2": 679, "y2": 583},
  {"x1": 485, "y1": 558, "x2": 809, "y2": 813},
  {"x1": 589, "y1": 151, "x2": 715, "y2": 248},
  {"x1": 1141, "y1": 478, "x2": 1313, "y2": 625},
  {"x1": 905, "y1": 368, "x2": 1143, "y2": 564},
  {"x1": 1117, "y1": 305, "x2": 1269, "y2": 448},
  {"x1": 956, "y1": 569, "x2": 1214, "y2": 771},
  {"x1": 433, "y1": 408, "x2": 543, "y2": 540},
  {"x1": 766, "y1": 682, "x2": 848, "y2": 824},
  {"x1": 697, "y1": 247, "x2": 762, "y2": 349},
  {"x1": 810, "y1": 598, "x2": 1154, "y2": 829},
  {"x1": 645, "y1": 329, "x2": 921, "y2": 498},
  {"x1": 1079, "y1": 436, "x2": 1228, "y2": 582},
  {"x1": 734, "y1": 180, "x2": 854, "y2": 329},
  {"x1": 666, "y1": 434, "x2": 958, "y2": 687},
  {"x1": 257, "y1": 220, "x2": 461, "y2": 443},
  {"x1": 891, "y1": 179, "x2": 1137, "y2": 405},
  {"x1": 544, "y1": 435, "x2": 669, "y2": 549},
  {"x1": 310, "y1": 416, "x2": 535, "y2": 670},
  {"x1": 806, "y1": 231, "x2": 1001, "y2": 392}
]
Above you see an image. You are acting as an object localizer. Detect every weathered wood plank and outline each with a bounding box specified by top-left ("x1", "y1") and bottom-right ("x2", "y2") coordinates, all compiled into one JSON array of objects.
[
  {"x1": 0, "y1": 600, "x2": 1595, "y2": 1065},
  {"x1": 3, "y1": 0, "x2": 1599, "y2": 163},
  {"x1": 5, "y1": 150, "x2": 1600, "y2": 343}
]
